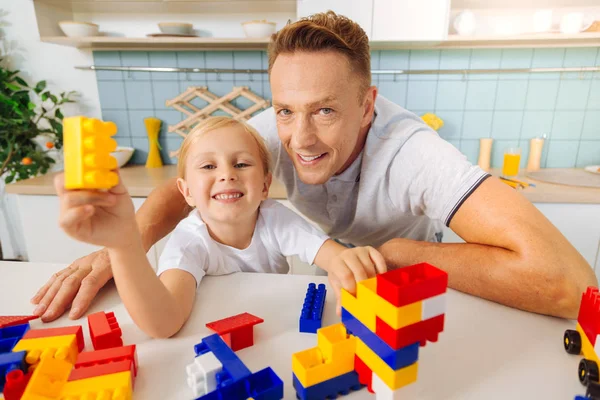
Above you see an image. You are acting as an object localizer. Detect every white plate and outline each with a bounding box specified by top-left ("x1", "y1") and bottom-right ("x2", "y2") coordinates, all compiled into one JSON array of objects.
[{"x1": 584, "y1": 165, "x2": 600, "y2": 175}]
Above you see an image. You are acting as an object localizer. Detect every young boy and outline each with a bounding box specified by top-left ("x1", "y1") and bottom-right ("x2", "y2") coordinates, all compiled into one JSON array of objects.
[{"x1": 56, "y1": 116, "x2": 386, "y2": 338}]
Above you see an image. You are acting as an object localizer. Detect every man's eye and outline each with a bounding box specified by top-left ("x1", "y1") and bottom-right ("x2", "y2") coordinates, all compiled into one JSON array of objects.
[
  {"x1": 320, "y1": 108, "x2": 333, "y2": 115},
  {"x1": 235, "y1": 163, "x2": 249, "y2": 168},
  {"x1": 278, "y1": 109, "x2": 292, "y2": 116}
]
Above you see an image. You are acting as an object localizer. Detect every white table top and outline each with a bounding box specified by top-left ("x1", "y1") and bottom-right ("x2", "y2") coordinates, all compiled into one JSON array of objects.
[{"x1": 0, "y1": 261, "x2": 587, "y2": 399}]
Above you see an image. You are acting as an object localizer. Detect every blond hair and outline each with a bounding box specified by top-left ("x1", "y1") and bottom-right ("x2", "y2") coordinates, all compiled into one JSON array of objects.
[
  {"x1": 267, "y1": 10, "x2": 371, "y2": 97},
  {"x1": 177, "y1": 116, "x2": 271, "y2": 179}
]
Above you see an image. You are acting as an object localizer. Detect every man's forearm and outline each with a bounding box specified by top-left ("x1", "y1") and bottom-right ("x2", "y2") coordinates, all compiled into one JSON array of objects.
[
  {"x1": 135, "y1": 177, "x2": 192, "y2": 252},
  {"x1": 378, "y1": 238, "x2": 597, "y2": 319}
]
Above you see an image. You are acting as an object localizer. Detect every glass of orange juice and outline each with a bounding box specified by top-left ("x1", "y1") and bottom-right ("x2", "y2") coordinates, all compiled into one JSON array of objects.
[{"x1": 502, "y1": 147, "x2": 521, "y2": 177}]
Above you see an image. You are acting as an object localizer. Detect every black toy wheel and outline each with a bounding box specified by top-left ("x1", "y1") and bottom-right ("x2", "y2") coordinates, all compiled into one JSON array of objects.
[
  {"x1": 565, "y1": 329, "x2": 582, "y2": 354},
  {"x1": 579, "y1": 359, "x2": 600, "y2": 386},
  {"x1": 587, "y1": 381, "x2": 600, "y2": 400}
]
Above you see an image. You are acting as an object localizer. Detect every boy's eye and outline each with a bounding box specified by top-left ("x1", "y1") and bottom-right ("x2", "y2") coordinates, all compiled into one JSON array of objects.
[
  {"x1": 235, "y1": 163, "x2": 249, "y2": 168},
  {"x1": 201, "y1": 165, "x2": 216, "y2": 170}
]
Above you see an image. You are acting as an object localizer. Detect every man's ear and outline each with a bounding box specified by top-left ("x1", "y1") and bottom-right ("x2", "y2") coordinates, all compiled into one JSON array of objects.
[
  {"x1": 361, "y1": 85, "x2": 378, "y2": 128},
  {"x1": 176, "y1": 177, "x2": 196, "y2": 208},
  {"x1": 262, "y1": 172, "x2": 273, "y2": 199}
]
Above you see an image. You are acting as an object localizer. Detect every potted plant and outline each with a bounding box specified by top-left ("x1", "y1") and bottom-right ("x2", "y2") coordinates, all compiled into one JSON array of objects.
[{"x1": 0, "y1": 59, "x2": 76, "y2": 184}]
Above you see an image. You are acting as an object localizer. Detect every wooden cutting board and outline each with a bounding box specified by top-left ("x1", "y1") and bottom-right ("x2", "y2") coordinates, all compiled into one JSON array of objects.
[{"x1": 526, "y1": 168, "x2": 600, "y2": 189}]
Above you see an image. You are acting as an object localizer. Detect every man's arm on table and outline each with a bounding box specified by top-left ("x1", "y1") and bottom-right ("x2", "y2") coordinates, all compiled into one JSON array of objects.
[
  {"x1": 31, "y1": 177, "x2": 191, "y2": 321},
  {"x1": 378, "y1": 177, "x2": 597, "y2": 319}
]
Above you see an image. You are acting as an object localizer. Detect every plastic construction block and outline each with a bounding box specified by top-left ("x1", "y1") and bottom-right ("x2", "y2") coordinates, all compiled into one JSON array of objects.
[
  {"x1": 299, "y1": 283, "x2": 327, "y2": 333},
  {"x1": 292, "y1": 370, "x2": 363, "y2": 400},
  {"x1": 376, "y1": 314, "x2": 445, "y2": 349},
  {"x1": 3, "y1": 369, "x2": 32, "y2": 400},
  {"x1": 0, "y1": 316, "x2": 38, "y2": 329},
  {"x1": 0, "y1": 338, "x2": 19, "y2": 354},
  {"x1": 0, "y1": 351, "x2": 27, "y2": 392},
  {"x1": 88, "y1": 311, "x2": 123, "y2": 350},
  {"x1": 576, "y1": 323, "x2": 600, "y2": 367},
  {"x1": 69, "y1": 359, "x2": 134, "y2": 386},
  {"x1": 206, "y1": 312, "x2": 264, "y2": 351},
  {"x1": 0, "y1": 323, "x2": 31, "y2": 342},
  {"x1": 355, "y1": 337, "x2": 418, "y2": 391},
  {"x1": 75, "y1": 345, "x2": 138, "y2": 377},
  {"x1": 376, "y1": 263, "x2": 448, "y2": 307},
  {"x1": 196, "y1": 367, "x2": 283, "y2": 400},
  {"x1": 20, "y1": 356, "x2": 72, "y2": 400},
  {"x1": 63, "y1": 116, "x2": 119, "y2": 190},
  {"x1": 422, "y1": 292, "x2": 447, "y2": 321},
  {"x1": 12, "y1": 334, "x2": 79, "y2": 366},
  {"x1": 578, "y1": 287, "x2": 600, "y2": 347},
  {"x1": 292, "y1": 323, "x2": 356, "y2": 388},
  {"x1": 194, "y1": 334, "x2": 251, "y2": 388},
  {"x1": 354, "y1": 355, "x2": 373, "y2": 393},
  {"x1": 342, "y1": 308, "x2": 419, "y2": 370},
  {"x1": 372, "y1": 371, "x2": 408, "y2": 400},
  {"x1": 59, "y1": 371, "x2": 132, "y2": 399},
  {"x1": 23, "y1": 325, "x2": 84, "y2": 352},
  {"x1": 187, "y1": 351, "x2": 223, "y2": 398}
]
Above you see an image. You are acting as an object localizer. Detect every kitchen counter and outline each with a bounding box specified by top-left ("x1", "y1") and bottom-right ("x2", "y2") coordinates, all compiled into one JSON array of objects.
[
  {"x1": 5, "y1": 165, "x2": 600, "y2": 204},
  {"x1": 0, "y1": 261, "x2": 586, "y2": 399}
]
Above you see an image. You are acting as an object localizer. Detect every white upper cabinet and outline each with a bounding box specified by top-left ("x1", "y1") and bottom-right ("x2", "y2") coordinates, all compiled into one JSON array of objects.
[{"x1": 371, "y1": 0, "x2": 451, "y2": 41}]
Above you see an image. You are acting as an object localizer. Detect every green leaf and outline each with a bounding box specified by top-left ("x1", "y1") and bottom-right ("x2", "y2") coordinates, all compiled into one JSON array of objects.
[
  {"x1": 34, "y1": 80, "x2": 47, "y2": 94},
  {"x1": 27, "y1": 102, "x2": 35, "y2": 110},
  {"x1": 41, "y1": 92, "x2": 49, "y2": 101},
  {"x1": 55, "y1": 109, "x2": 64, "y2": 119},
  {"x1": 14, "y1": 77, "x2": 28, "y2": 87},
  {"x1": 5, "y1": 175, "x2": 14, "y2": 184},
  {"x1": 49, "y1": 94, "x2": 58, "y2": 104},
  {"x1": 6, "y1": 83, "x2": 21, "y2": 92}
]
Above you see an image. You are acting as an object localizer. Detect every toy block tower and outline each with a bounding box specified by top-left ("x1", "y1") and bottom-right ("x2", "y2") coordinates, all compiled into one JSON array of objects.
[
  {"x1": 64, "y1": 116, "x2": 119, "y2": 189},
  {"x1": 341, "y1": 262, "x2": 448, "y2": 399}
]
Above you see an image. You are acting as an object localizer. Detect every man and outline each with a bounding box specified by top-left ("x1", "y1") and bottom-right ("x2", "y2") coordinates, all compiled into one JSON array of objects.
[{"x1": 32, "y1": 11, "x2": 596, "y2": 322}]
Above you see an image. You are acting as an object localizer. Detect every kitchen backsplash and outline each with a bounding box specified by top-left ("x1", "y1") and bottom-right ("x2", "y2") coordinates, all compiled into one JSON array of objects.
[{"x1": 95, "y1": 47, "x2": 600, "y2": 168}]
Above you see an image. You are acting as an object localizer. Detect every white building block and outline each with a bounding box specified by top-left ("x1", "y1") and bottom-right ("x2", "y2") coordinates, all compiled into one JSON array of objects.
[
  {"x1": 186, "y1": 351, "x2": 223, "y2": 397},
  {"x1": 372, "y1": 371, "x2": 419, "y2": 400},
  {"x1": 422, "y1": 292, "x2": 447, "y2": 320}
]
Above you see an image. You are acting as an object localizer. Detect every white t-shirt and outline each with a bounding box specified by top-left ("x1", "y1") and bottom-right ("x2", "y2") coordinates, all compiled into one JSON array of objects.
[
  {"x1": 157, "y1": 199, "x2": 329, "y2": 286},
  {"x1": 248, "y1": 95, "x2": 490, "y2": 247}
]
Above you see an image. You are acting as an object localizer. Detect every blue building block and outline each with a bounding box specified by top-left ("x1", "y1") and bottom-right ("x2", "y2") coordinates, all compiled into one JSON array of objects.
[
  {"x1": 299, "y1": 283, "x2": 327, "y2": 333},
  {"x1": 0, "y1": 323, "x2": 30, "y2": 342},
  {"x1": 293, "y1": 370, "x2": 363, "y2": 400},
  {"x1": 0, "y1": 351, "x2": 27, "y2": 392},
  {"x1": 196, "y1": 367, "x2": 283, "y2": 400},
  {"x1": 341, "y1": 308, "x2": 419, "y2": 370},
  {"x1": 0, "y1": 337, "x2": 19, "y2": 354},
  {"x1": 194, "y1": 333, "x2": 251, "y2": 388}
]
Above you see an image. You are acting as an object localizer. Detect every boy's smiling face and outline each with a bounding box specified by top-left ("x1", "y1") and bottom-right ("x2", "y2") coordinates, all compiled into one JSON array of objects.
[{"x1": 177, "y1": 125, "x2": 271, "y2": 225}]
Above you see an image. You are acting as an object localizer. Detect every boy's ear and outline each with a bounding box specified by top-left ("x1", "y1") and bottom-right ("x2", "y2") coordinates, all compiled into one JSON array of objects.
[
  {"x1": 262, "y1": 172, "x2": 273, "y2": 199},
  {"x1": 176, "y1": 178, "x2": 196, "y2": 207}
]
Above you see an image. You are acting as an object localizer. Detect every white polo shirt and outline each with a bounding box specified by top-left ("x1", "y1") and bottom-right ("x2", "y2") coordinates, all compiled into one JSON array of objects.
[{"x1": 249, "y1": 95, "x2": 490, "y2": 247}]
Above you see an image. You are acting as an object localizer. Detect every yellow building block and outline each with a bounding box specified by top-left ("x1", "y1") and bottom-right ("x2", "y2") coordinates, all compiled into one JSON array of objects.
[
  {"x1": 341, "y1": 288, "x2": 376, "y2": 331},
  {"x1": 59, "y1": 370, "x2": 132, "y2": 399},
  {"x1": 356, "y1": 337, "x2": 418, "y2": 390},
  {"x1": 21, "y1": 356, "x2": 72, "y2": 400},
  {"x1": 13, "y1": 334, "x2": 78, "y2": 366},
  {"x1": 578, "y1": 323, "x2": 600, "y2": 365},
  {"x1": 292, "y1": 323, "x2": 356, "y2": 388},
  {"x1": 357, "y1": 278, "x2": 422, "y2": 330},
  {"x1": 64, "y1": 116, "x2": 119, "y2": 189}
]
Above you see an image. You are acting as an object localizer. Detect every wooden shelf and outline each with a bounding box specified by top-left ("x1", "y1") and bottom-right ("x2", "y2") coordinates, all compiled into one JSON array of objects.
[{"x1": 42, "y1": 32, "x2": 600, "y2": 51}]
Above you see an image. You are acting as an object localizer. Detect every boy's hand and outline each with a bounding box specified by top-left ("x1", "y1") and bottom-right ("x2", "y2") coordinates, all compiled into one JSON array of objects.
[
  {"x1": 55, "y1": 172, "x2": 138, "y2": 249},
  {"x1": 326, "y1": 246, "x2": 387, "y2": 316}
]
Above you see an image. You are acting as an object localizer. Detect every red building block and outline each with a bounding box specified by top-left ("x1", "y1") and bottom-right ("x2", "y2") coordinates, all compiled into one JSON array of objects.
[
  {"x1": 577, "y1": 286, "x2": 600, "y2": 346},
  {"x1": 69, "y1": 359, "x2": 135, "y2": 387},
  {"x1": 376, "y1": 314, "x2": 445, "y2": 349},
  {"x1": 23, "y1": 325, "x2": 85, "y2": 352},
  {"x1": 75, "y1": 345, "x2": 138, "y2": 377},
  {"x1": 3, "y1": 369, "x2": 32, "y2": 400},
  {"x1": 354, "y1": 354, "x2": 373, "y2": 393},
  {"x1": 206, "y1": 312, "x2": 264, "y2": 351},
  {"x1": 88, "y1": 311, "x2": 123, "y2": 350},
  {"x1": 0, "y1": 315, "x2": 38, "y2": 329},
  {"x1": 376, "y1": 263, "x2": 448, "y2": 307}
]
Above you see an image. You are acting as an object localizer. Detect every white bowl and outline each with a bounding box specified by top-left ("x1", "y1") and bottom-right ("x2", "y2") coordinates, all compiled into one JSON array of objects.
[
  {"x1": 111, "y1": 146, "x2": 135, "y2": 168},
  {"x1": 242, "y1": 20, "x2": 276, "y2": 38},
  {"x1": 59, "y1": 21, "x2": 99, "y2": 37},
  {"x1": 158, "y1": 22, "x2": 193, "y2": 35}
]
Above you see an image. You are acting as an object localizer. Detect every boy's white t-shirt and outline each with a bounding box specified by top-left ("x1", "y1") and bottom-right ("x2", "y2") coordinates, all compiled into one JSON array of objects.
[{"x1": 156, "y1": 199, "x2": 329, "y2": 286}]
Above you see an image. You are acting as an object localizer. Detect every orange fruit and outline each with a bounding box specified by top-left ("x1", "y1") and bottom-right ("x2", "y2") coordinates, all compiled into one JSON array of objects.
[
  {"x1": 21, "y1": 157, "x2": 32, "y2": 165},
  {"x1": 45, "y1": 142, "x2": 54, "y2": 149}
]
